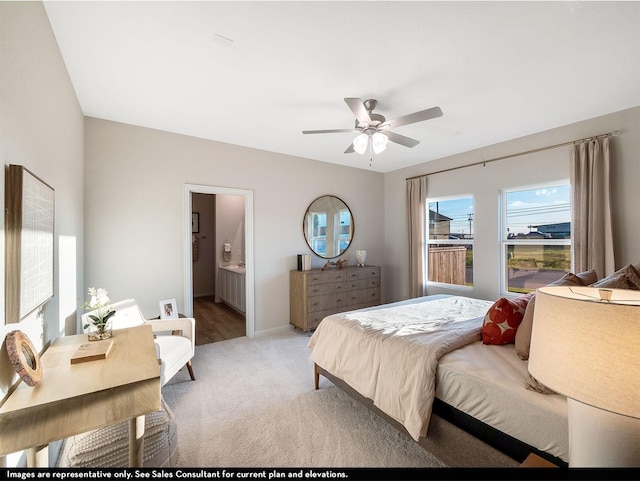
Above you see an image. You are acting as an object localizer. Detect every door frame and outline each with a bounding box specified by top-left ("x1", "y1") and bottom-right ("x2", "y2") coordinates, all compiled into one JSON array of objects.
[{"x1": 183, "y1": 183, "x2": 255, "y2": 338}]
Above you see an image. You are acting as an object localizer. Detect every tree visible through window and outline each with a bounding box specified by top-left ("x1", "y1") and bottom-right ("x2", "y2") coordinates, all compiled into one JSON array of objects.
[{"x1": 502, "y1": 184, "x2": 571, "y2": 294}]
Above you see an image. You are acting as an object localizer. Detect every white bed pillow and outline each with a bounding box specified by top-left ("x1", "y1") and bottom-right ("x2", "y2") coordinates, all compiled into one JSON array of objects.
[{"x1": 515, "y1": 295, "x2": 536, "y2": 360}]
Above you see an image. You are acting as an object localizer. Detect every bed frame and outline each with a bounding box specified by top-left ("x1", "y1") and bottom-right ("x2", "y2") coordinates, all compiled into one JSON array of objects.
[{"x1": 314, "y1": 364, "x2": 567, "y2": 468}]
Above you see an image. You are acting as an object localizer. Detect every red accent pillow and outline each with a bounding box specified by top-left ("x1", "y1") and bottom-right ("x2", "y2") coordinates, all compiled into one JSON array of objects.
[{"x1": 481, "y1": 294, "x2": 533, "y2": 345}]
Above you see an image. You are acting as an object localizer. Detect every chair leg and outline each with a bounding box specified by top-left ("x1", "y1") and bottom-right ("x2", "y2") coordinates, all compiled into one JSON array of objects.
[{"x1": 186, "y1": 361, "x2": 195, "y2": 381}]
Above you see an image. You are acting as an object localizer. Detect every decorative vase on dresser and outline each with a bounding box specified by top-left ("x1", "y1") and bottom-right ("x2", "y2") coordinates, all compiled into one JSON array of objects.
[{"x1": 289, "y1": 265, "x2": 381, "y2": 332}]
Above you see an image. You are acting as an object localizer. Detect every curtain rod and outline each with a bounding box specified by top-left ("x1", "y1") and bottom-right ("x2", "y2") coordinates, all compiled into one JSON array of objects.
[{"x1": 405, "y1": 130, "x2": 619, "y2": 181}]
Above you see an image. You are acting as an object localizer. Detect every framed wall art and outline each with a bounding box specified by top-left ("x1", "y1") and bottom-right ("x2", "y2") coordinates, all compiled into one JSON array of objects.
[{"x1": 5, "y1": 165, "x2": 55, "y2": 324}]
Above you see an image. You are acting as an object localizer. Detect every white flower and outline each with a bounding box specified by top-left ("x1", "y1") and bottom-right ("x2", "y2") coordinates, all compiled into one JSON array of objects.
[
  {"x1": 88, "y1": 287, "x2": 110, "y2": 308},
  {"x1": 82, "y1": 287, "x2": 115, "y2": 331}
]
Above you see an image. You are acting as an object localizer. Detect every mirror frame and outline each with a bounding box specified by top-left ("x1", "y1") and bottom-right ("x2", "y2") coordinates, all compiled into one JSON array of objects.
[{"x1": 303, "y1": 195, "x2": 354, "y2": 259}]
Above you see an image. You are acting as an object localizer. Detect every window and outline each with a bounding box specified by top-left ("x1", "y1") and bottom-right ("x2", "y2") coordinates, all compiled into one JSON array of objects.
[
  {"x1": 337, "y1": 209, "x2": 352, "y2": 252},
  {"x1": 426, "y1": 196, "x2": 474, "y2": 287},
  {"x1": 308, "y1": 212, "x2": 327, "y2": 256},
  {"x1": 307, "y1": 208, "x2": 352, "y2": 257},
  {"x1": 501, "y1": 184, "x2": 571, "y2": 294}
]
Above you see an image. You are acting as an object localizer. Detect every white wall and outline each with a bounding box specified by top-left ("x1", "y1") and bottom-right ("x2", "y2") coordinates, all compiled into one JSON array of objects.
[
  {"x1": 0, "y1": 1, "x2": 85, "y2": 465},
  {"x1": 84, "y1": 118, "x2": 385, "y2": 332},
  {"x1": 383, "y1": 106, "x2": 640, "y2": 303},
  {"x1": 0, "y1": 1, "x2": 84, "y2": 364}
]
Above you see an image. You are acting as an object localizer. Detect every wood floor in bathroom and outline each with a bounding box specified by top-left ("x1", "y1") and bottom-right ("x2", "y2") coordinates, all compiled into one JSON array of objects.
[{"x1": 193, "y1": 296, "x2": 245, "y2": 345}]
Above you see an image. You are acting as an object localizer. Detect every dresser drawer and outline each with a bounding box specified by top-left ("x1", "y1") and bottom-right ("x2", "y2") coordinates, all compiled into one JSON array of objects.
[
  {"x1": 322, "y1": 270, "x2": 348, "y2": 283},
  {"x1": 307, "y1": 281, "x2": 347, "y2": 296},
  {"x1": 355, "y1": 267, "x2": 380, "y2": 280},
  {"x1": 347, "y1": 278, "x2": 380, "y2": 290},
  {"x1": 290, "y1": 266, "x2": 381, "y2": 332},
  {"x1": 348, "y1": 300, "x2": 380, "y2": 312},
  {"x1": 308, "y1": 293, "x2": 348, "y2": 312},
  {"x1": 306, "y1": 272, "x2": 325, "y2": 285},
  {"x1": 323, "y1": 281, "x2": 347, "y2": 295},
  {"x1": 307, "y1": 308, "x2": 344, "y2": 330},
  {"x1": 307, "y1": 283, "x2": 325, "y2": 296},
  {"x1": 347, "y1": 287, "x2": 380, "y2": 306}
]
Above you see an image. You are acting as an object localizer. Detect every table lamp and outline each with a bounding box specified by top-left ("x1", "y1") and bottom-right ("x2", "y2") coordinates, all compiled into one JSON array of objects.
[{"x1": 529, "y1": 286, "x2": 640, "y2": 467}]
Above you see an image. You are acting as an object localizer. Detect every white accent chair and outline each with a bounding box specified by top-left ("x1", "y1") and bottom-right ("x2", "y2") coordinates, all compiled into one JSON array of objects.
[{"x1": 82, "y1": 298, "x2": 196, "y2": 386}]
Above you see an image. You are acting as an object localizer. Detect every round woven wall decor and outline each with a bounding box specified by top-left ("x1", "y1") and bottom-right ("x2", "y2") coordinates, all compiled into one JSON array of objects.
[{"x1": 5, "y1": 330, "x2": 43, "y2": 387}]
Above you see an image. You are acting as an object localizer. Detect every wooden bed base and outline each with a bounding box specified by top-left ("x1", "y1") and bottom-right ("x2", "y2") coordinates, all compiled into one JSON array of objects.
[{"x1": 314, "y1": 363, "x2": 567, "y2": 468}]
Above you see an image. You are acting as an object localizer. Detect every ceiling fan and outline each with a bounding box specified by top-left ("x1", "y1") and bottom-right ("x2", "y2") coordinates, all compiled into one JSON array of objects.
[{"x1": 302, "y1": 98, "x2": 443, "y2": 158}]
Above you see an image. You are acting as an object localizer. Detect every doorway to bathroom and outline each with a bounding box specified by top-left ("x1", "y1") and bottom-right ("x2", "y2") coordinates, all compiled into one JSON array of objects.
[{"x1": 183, "y1": 184, "x2": 255, "y2": 343}]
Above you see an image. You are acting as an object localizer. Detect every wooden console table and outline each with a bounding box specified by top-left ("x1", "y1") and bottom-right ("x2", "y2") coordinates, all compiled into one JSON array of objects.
[{"x1": 0, "y1": 324, "x2": 161, "y2": 467}]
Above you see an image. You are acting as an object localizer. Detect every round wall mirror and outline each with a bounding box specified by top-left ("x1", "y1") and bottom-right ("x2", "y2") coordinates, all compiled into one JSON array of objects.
[{"x1": 303, "y1": 195, "x2": 354, "y2": 259}]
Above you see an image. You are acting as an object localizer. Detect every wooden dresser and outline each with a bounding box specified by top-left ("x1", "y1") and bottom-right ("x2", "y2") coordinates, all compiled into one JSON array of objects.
[{"x1": 290, "y1": 265, "x2": 381, "y2": 331}]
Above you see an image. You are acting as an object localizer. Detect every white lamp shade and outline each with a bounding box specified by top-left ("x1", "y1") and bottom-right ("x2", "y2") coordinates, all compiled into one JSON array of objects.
[
  {"x1": 371, "y1": 132, "x2": 388, "y2": 154},
  {"x1": 352, "y1": 133, "x2": 368, "y2": 155},
  {"x1": 529, "y1": 286, "x2": 640, "y2": 419}
]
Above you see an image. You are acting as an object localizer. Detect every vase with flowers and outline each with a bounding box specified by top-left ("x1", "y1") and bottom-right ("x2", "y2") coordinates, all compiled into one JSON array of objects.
[{"x1": 82, "y1": 287, "x2": 116, "y2": 341}]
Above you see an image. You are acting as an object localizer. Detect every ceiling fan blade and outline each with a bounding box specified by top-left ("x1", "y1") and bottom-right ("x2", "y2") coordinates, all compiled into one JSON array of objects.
[
  {"x1": 386, "y1": 131, "x2": 420, "y2": 148},
  {"x1": 302, "y1": 129, "x2": 358, "y2": 134},
  {"x1": 344, "y1": 98, "x2": 372, "y2": 124},
  {"x1": 381, "y1": 106, "x2": 443, "y2": 129},
  {"x1": 344, "y1": 143, "x2": 355, "y2": 154}
]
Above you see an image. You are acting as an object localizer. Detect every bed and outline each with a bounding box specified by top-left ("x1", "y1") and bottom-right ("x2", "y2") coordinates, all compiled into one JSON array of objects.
[{"x1": 308, "y1": 294, "x2": 569, "y2": 466}]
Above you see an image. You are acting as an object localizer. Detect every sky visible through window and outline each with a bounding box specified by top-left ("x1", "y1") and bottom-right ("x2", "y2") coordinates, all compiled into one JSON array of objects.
[
  {"x1": 428, "y1": 185, "x2": 570, "y2": 237},
  {"x1": 506, "y1": 185, "x2": 570, "y2": 235},
  {"x1": 429, "y1": 198, "x2": 474, "y2": 236}
]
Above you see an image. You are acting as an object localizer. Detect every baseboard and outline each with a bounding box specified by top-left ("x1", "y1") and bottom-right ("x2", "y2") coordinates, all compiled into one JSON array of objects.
[
  {"x1": 194, "y1": 292, "x2": 215, "y2": 298},
  {"x1": 254, "y1": 325, "x2": 294, "y2": 338}
]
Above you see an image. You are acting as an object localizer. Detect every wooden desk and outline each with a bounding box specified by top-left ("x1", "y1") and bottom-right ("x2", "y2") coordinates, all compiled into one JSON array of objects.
[{"x1": 0, "y1": 325, "x2": 161, "y2": 467}]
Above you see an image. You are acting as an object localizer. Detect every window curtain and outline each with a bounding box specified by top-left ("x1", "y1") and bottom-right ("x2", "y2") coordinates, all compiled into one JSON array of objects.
[
  {"x1": 570, "y1": 137, "x2": 615, "y2": 277},
  {"x1": 407, "y1": 176, "x2": 428, "y2": 298}
]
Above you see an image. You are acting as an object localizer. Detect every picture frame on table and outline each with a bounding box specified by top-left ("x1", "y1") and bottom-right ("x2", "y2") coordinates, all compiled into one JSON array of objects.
[{"x1": 159, "y1": 299, "x2": 179, "y2": 320}]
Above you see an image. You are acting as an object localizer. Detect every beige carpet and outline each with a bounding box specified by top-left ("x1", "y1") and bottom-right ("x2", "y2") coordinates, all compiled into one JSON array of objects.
[{"x1": 161, "y1": 328, "x2": 446, "y2": 468}]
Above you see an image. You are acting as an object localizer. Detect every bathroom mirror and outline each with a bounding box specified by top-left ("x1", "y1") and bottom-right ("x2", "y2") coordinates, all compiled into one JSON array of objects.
[{"x1": 303, "y1": 195, "x2": 353, "y2": 259}]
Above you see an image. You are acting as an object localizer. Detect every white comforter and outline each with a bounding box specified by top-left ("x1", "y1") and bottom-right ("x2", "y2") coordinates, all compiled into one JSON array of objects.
[{"x1": 308, "y1": 294, "x2": 494, "y2": 441}]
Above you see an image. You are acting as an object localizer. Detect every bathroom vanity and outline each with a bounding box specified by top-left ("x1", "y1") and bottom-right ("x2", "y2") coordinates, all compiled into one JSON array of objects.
[{"x1": 218, "y1": 265, "x2": 246, "y2": 314}]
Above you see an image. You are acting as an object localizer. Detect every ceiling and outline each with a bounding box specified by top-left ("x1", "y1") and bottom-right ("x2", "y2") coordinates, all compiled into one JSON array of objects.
[{"x1": 43, "y1": 1, "x2": 640, "y2": 173}]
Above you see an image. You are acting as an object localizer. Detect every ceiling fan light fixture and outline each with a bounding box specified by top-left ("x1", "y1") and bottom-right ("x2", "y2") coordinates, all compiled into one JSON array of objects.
[
  {"x1": 353, "y1": 133, "x2": 369, "y2": 155},
  {"x1": 372, "y1": 132, "x2": 388, "y2": 154}
]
